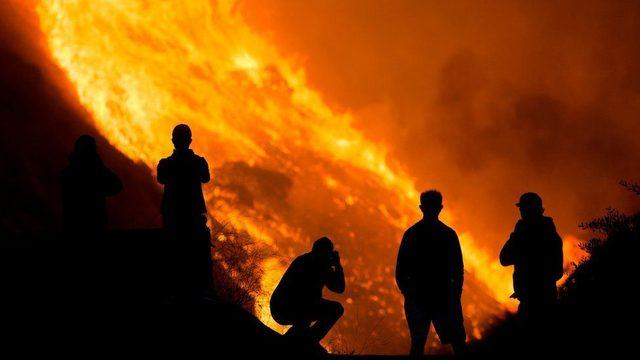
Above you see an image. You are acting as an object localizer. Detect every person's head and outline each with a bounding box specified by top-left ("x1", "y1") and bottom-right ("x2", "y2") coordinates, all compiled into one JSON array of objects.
[
  {"x1": 516, "y1": 192, "x2": 544, "y2": 219},
  {"x1": 172, "y1": 124, "x2": 192, "y2": 150},
  {"x1": 419, "y1": 190, "x2": 443, "y2": 219},
  {"x1": 311, "y1": 236, "x2": 334, "y2": 261},
  {"x1": 71, "y1": 135, "x2": 98, "y2": 163}
]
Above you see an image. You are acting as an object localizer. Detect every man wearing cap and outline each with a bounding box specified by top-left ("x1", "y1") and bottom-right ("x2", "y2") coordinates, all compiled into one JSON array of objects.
[
  {"x1": 500, "y1": 192, "x2": 563, "y2": 327},
  {"x1": 157, "y1": 124, "x2": 212, "y2": 301}
]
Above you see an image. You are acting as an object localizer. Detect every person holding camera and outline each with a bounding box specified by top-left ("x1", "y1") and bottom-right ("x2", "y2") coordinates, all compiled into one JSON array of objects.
[{"x1": 270, "y1": 237, "x2": 345, "y2": 346}]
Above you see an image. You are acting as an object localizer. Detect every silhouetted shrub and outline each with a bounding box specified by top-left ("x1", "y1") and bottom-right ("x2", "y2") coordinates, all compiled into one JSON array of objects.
[
  {"x1": 210, "y1": 219, "x2": 271, "y2": 312},
  {"x1": 556, "y1": 181, "x2": 638, "y2": 354}
]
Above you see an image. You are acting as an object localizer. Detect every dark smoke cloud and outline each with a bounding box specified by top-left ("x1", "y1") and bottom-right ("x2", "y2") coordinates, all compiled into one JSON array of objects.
[{"x1": 239, "y1": 0, "x2": 640, "y2": 252}]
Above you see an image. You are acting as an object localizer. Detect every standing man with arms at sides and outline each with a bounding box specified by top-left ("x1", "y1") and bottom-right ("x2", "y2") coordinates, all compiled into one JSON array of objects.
[
  {"x1": 157, "y1": 124, "x2": 212, "y2": 302},
  {"x1": 500, "y1": 192, "x2": 563, "y2": 347},
  {"x1": 396, "y1": 190, "x2": 466, "y2": 357}
]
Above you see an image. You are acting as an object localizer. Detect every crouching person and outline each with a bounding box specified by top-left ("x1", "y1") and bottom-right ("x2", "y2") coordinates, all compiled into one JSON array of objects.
[{"x1": 270, "y1": 237, "x2": 345, "y2": 349}]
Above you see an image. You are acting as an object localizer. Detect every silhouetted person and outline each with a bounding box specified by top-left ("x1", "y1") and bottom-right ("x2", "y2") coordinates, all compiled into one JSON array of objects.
[
  {"x1": 61, "y1": 135, "x2": 122, "y2": 236},
  {"x1": 500, "y1": 192, "x2": 563, "y2": 340},
  {"x1": 396, "y1": 190, "x2": 466, "y2": 357},
  {"x1": 270, "y1": 237, "x2": 345, "y2": 348},
  {"x1": 158, "y1": 124, "x2": 210, "y2": 231},
  {"x1": 157, "y1": 124, "x2": 212, "y2": 301}
]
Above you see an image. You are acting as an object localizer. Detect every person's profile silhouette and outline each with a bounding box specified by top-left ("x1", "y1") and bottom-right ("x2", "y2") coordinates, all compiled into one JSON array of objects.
[{"x1": 61, "y1": 135, "x2": 122, "y2": 236}]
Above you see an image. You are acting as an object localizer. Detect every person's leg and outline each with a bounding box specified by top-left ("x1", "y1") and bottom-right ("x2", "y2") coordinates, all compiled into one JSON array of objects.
[
  {"x1": 433, "y1": 301, "x2": 467, "y2": 357},
  {"x1": 410, "y1": 335, "x2": 428, "y2": 357},
  {"x1": 270, "y1": 302, "x2": 306, "y2": 338},
  {"x1": 285, "y1": 320, "x2": 312, "y2": 337},
  {"x1": 307, "y1": 299, "x2": 344, "y2": 343},
  {"x1": 404, "y1": 297, "x2": 430, "y2": 357},
  {"x1": 519, "y1": 299, "x2": 556, "y2": 355},
  {"x1": 520, "y1": 296, "x2": 557, "y2": 355},
  {"x1": 451, "y1": 340, "x2": 467, "y2": 357}
]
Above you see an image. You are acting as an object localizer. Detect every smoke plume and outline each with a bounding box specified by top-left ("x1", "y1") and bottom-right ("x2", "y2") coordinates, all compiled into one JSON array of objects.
[{"x1": 239, "y1": 0, "x2": 640, "y2": 253}]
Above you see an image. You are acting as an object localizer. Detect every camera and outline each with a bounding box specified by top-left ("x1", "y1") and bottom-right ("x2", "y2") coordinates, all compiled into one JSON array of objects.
[{"x1": 328, "y1": 250, "x2": 340, "y2": 265}]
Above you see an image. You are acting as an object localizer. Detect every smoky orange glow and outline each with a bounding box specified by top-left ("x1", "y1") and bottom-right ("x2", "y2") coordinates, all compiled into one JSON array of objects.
[{"x1": 29, "y1": 0, "x2": 597, "y2": 353}]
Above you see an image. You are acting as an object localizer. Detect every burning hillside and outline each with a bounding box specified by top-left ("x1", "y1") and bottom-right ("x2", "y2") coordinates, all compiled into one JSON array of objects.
[
  {"x1": 32, "y1": 0, "x2": 511, "y2": 351},
  {"x1": 3, "y1": 0, "x2": 616, "y2": 353}
]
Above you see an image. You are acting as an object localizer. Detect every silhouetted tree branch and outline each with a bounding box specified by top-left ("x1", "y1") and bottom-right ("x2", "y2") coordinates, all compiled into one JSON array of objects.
[{"x1": 210, "y1": 220, "x2": 271, "y2": 312}]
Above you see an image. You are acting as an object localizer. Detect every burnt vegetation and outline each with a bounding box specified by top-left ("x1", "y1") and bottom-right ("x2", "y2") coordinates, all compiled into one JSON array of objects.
[{"x1": 211, "y1": 220, "x2": 270, "y2": 311}]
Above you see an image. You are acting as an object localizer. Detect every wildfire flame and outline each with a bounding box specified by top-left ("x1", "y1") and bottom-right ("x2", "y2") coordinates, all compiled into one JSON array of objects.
[{"x1": 32, "y1": 0, "x2": 583, "y2": 352}]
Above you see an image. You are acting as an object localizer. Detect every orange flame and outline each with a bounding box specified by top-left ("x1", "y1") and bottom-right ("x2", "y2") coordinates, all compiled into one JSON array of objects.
[{"x1": 33, "y1": 0, "x2": 574, "y2": 348}]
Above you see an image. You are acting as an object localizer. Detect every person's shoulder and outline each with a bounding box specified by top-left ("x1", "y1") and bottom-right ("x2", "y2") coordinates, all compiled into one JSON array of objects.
[
  {"x1": 404, "y1": 221, "x2": 423, "y2": 237},
  {"x1": 293, "y1": 253, "x2": 311, "y2": 264},
  {"x1": 289, "y1": 253, "x2": 313, "y2": 270},
  {"x1": 197, "y1": 154, "x2": 208, "y2": 165},
  {"x1": 188, "y1": 151, "x2": 207, "y2": 163},
  {"x1": 438, "y1": 221, "x2": 458, "y2": 237},
  {"x1": 542, "y1": 216, "x2": 557, "y2": 228},
  {"x1": 158, "y1": 155, "x2": 171, "y2": 164},
  {"x1": 157, "y1": 157, "x2": 170, "y2": 171},
  {"x1": 60, "y1": 166, "x2": 72, "y2": 183}
]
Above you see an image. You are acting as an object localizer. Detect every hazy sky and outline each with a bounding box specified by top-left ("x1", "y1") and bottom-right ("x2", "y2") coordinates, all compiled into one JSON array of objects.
[{"x1": 239, "y1": 0, "x2": 640, "y2": 251}]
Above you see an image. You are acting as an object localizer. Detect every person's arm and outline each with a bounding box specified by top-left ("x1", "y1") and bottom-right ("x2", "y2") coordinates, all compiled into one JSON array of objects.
[
  {"x1": 200, "y1": 157, "x2": 210, "y2": 183},
  {"x1": 60, "y1": 169, "x2": 71, "y2": 200},
  {"x1": 395, "y1": 231, "x2": 412, "y2": 296},
  {"x1": 325, "y1": 260, "x2": 345, "y2": 294},
  {"x1": 500, "y1": 223, "x2": 521, "y2": 266},
  {"x1": 101, "y1": 166, "x2": 123, "y2": 196},
  {"x1": 271, "y1": 259, "x2": 297, "y2": 306},
  {"x1": 450, "y1": 231, "x2": 464, "y2": 297},
  {"x1": 157, "y1": 159, "x2": 168, "y2": 185},
  {"x1": 548, "y1": 219, "x2": 564, "y2": 281}
]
